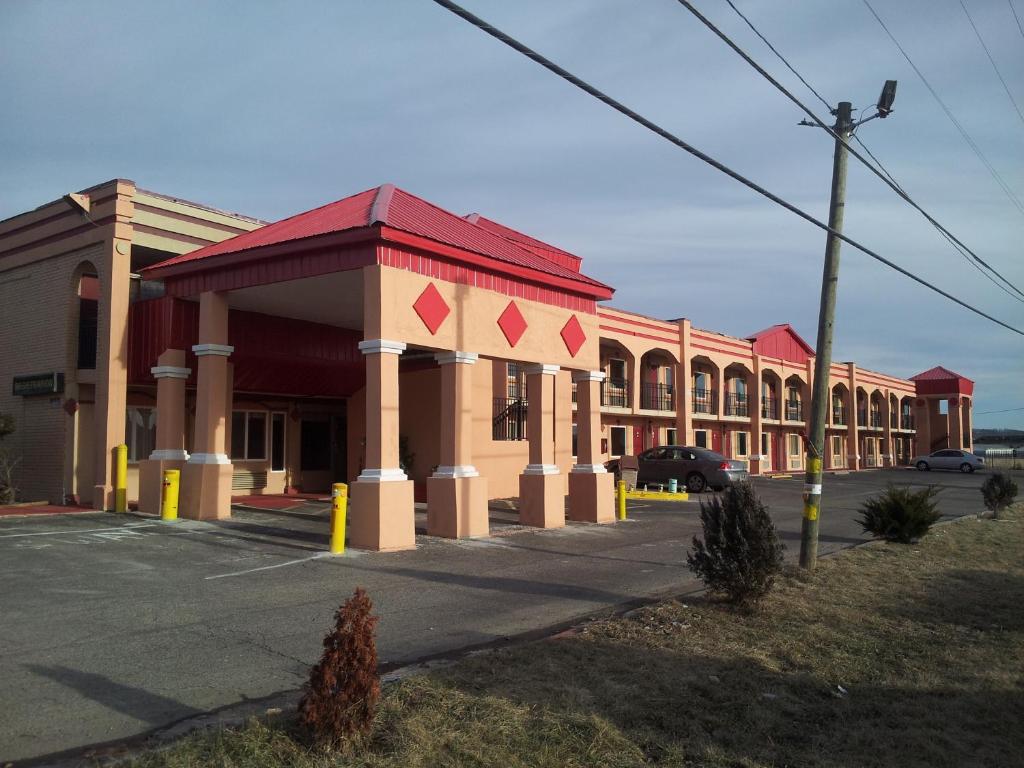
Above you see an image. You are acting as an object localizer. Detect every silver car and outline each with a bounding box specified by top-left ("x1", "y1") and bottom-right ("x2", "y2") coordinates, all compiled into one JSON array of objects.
[
  {"x1": 912, "y1": 449, "x2": 984, "y2": 473},
  {"x1": 606, "y1": 445, "x2": 749, "y2": 493}
]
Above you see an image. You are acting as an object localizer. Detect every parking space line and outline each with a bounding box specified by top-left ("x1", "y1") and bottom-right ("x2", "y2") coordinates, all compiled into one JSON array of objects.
[
  {"x1": 204, "y1": 552, "x2": 330, "y2": 580},
  {"x1": 0, "y1": 523, "x2": 156, "y2": 539}
]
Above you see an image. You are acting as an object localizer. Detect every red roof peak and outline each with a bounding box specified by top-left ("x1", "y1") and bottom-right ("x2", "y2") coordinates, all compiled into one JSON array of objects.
[
  {"x1": 746, "y1": 323, "x2": 816, "y2": 360},
  {"x1": 143, "y1": 184, "x2": 612, "y2": 299},
  {"x1": 910, "y1": 365, "x2": 970, "y2": 382}
]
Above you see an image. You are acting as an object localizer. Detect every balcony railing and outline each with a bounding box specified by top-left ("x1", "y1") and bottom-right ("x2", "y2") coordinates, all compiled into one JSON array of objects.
[
  {"x1": 641, "y1": 382, "x2": 674, "y2": 411},
  {"x1": 492, "y1": 397, "x2": 527, "y2": 441},
  {"x1": 785, "y1": 400, "x2": 803, "y2": 421},
  {"x1": 900, "y1": 415, "x2": 916, "y2": 430},
  {"x1": 692, "y1": 388, "x2": 716, "y2": 414},
  {"x1": 725, "y1": 392, "x2": 749, "y2": 417},
  {"x1": 833, "y1": 404, "x2": 847, "y2": 425},
  {"x1": 869, "y1": 412, "x2": 882, "y2": 428},
  {"x1": 857, "y1": 409, "x2": 868, "y2": 426},
  {"x1": 761, "y1": 395, "x2": 778, "y2": 420},
  {"x1": 601, "y1": 378, "x2": 630, "y2": 408}
]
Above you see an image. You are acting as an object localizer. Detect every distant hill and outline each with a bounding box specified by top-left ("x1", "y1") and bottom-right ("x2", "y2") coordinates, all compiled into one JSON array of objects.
[{"x1": 974, "y1": 428, "x2": 1024, "y2": 445}]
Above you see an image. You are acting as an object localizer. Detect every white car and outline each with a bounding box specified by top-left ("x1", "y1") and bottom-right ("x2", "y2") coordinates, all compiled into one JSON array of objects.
[{"x1": 912, "y1": 449, "x2": 984, "y2": 473}]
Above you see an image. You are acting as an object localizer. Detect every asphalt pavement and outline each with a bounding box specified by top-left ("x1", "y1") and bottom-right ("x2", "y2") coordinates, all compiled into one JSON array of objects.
[{"x1": 0, "y1": 468, "x2": 994, "y2": 764}]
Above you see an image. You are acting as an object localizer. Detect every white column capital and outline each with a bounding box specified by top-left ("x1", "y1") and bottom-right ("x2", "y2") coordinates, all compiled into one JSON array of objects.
[
  {"x1": 434, "y1": 351, "x2": 479, "y2": 366},
  {"x1": 571, "y1": 463, "x2": 607, "y2": 474},
  {"x1": 432, "y1": 465, "x2": 480, "y2": 478},
  {"x1": 149, "y1": 449, "x2": 190, "y2": 461},
  {"x1": 192, "y1": 344, "x2": 234, "y2": 357},
  {"x1": 358, "y1": 339, "x2": 406, "y2": 356},
  {"x1": 523, "y1": 363, "x2": 560, "y2": 376},
  {"x1": 151, "y1": 365, "x2": 191, "y2": 379},
  {"x1": 523, "y1": 463, "x2": 560, "y2": 475},
  {"x1": 357, "y1": 467, "x2": 409, "y2": 482},
  {"x1": 571, "y1": 370, "x2": 606, "y2": 383}
]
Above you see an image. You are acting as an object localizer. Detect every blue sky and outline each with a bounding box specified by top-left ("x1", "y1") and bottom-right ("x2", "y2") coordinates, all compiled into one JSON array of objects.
[{"x1": 1, "y1": 0, "x2": 1022, "y2": 427}]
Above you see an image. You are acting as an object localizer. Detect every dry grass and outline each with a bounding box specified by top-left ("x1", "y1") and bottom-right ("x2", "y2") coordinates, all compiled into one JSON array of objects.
[{"x1": 123, "y1": 507, "x2": 1024, "y2": 768}]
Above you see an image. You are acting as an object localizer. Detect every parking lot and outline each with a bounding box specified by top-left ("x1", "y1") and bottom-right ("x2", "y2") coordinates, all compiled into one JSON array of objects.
[{"x1": 0, "y1": 468, "x2": 998, "y2": 764}]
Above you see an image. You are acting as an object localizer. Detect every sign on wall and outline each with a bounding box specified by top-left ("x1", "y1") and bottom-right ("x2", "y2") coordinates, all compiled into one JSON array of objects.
[{"x1": 12, "y1": 372, "x2": 65, "y2": 397}]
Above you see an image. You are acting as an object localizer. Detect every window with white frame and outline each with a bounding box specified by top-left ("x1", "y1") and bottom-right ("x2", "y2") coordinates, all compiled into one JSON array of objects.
[
  {"x1": 788, "y1": 433, "x2": 803, "y2": 470},
  {"x1": 694, "y1": 429, "x2": 709, "y2": 449},
  {"x1": 609, "y1": 426, "x2": 627, "y2": 457},
  {"x1": 666, "y1": 427, "x2": 677, "y2": 445},
  {"x1": 733, "y1": 431, "x2": 749, "y2": 458},
  {"x1": 231, "y1": 411, "x2": 268, "y2": 461},
  {"x1": 125, "y1": 407, "x2": 156, "y2": 462}
]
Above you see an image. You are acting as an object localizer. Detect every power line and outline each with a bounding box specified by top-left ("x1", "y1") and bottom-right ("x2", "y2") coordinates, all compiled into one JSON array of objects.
[
  {"x1": 959, "y1": 0, "x2": 1024, "y2": 128},
  {"x1": 710, "y1": 0, "x2": 1024, "y2": 304},
  {"x1": 1010, "y1": 0, "x2": 1024, "y2": 41},
  {"x1": 975, "y1": 406, "x2": 1024, "y2": 415},
  {"x1": 429, "y1": 0, "x2": 1024, "y2": 337},
  {"x1": 862, "y1": 0, "x2": 1024, "y2": 219}
]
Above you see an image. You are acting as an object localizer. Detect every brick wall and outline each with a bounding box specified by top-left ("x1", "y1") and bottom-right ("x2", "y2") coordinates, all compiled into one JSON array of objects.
[{"x1": 0, "y1": 243, "x2": 103, "y2": 503}]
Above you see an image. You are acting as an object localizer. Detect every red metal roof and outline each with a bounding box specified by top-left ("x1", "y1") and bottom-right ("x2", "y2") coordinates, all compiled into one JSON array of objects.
[
  {"x1": 909, "y1": 365, "x2": 970, "y2": 382},
  {"x1": 145, "y1": 185, "x2": 611, "y2": 297},
  {"x1": 465, "y1": 213, "x2": 583, "y2": 273}
]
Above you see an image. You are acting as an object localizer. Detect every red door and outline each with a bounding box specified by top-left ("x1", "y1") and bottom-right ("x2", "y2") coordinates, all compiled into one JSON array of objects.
[
  {"x1": 774, "y1": 432, "x2": 784, "y2": 471},
  {"x1": 632, "y1": 426, "x2": 644, "y2": 455},
  {"x1": 712, "y1": 429, "x2": 722, "y2": 453}
]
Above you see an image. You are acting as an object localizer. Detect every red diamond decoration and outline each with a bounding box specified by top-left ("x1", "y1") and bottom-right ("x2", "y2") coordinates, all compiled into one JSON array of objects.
[
  {"x1": 560, "y1": 315, "x2": 586, "y2": 357},
  {"x1": 412, "y1": 283, "x2": 450, "y2": 335},
  {"x1": 497, "y1": 301, "x2": 528, "y2": 347}
]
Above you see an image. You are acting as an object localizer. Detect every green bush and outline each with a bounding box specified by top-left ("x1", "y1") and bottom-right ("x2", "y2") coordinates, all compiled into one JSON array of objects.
[
  {"x1": 981, "y1": 472, "x2": 1018, "y2": 518},
  {"x1": 687, "y1": 482, "x2": 785, "y2": 606},
  {"x1": 858, "y1": 484, "x2": 941, "y2": 543}
]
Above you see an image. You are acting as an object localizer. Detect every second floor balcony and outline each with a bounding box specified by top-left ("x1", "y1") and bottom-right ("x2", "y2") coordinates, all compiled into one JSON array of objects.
[
  {"x1": 725, "y1": 392, "x2": 749, "y2": 418},
  {"x1": 641, "y1": 382, "x2": 674, "y2": 411},
  {"x1": 761, "y1": 395, "x2": 778, "y2": 420},
  {"x1": 601, "y1": 378, "x2": 630, "y2": 408},
  {"x1": 900, "y1": 415, "x2": 916, "y2": 430},
  {"x1": 785, "y1": 400, "x2": 803, "y2": 421},
  {"x1": 833, "y1": 404, "x2": 847, "y2": 425},
  {"x1": 692, "y1": 388, "x2": 717, "y2": 415}
]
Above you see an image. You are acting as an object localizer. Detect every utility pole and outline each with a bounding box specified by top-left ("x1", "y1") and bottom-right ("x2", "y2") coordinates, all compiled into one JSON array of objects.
[
  {"x1": 799, "y1": 81, "x2": 896, "y2": 570},
  {"x1": 799, "y1": 101, "x2": 852, "y2": 570}
]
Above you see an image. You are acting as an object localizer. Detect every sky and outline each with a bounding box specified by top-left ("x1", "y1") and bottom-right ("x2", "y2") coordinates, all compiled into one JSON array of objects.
[{"x1": 1, "y1": 0, "x2": 1022, "y2": 428}]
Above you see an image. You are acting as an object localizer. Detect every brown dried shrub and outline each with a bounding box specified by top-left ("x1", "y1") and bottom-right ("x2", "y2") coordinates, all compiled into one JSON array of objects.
[{"x1": 298, "y1": 586, "x2": 380, "y2": 749}]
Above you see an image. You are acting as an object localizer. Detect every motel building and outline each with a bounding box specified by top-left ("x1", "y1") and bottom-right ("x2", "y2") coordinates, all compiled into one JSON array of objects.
[{"x1": 0, "y1": 179, "x2": 976, "y2": 549}]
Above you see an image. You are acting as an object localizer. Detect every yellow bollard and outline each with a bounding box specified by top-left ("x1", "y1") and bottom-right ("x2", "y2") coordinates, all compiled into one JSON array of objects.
[
  {"x1": 617, "y1": 479, "x2": 627, "y2": 521},
  {"x1": 330, "y1": 482, "x2": 348, "y2": 554},
  {"x1": 161, "y1": 469, "x2": 180, "y2": 521},
  {"x1": 115, "y1": 444, "x2": 128, "y2": 513}
]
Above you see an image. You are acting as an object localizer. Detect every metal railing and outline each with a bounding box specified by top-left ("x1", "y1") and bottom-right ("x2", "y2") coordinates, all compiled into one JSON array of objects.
[
  {"x1": 641, "y1": 382, "x2": 674, "y2": 411},
  {"x1": 869, "y1": 412, "x2": 882, "y2": 428},
  {"x1": 900, "y1": 415, "x2": 915, "y2": 430},
  {"x1": 692, "y1": 388, "x2": 716, "y2": 414},
  {"x1": 601, "y1": 378, "x2": 630, "y2": 408},
  {"x1": 761, "y1": 395, "x2": 778, "y2": 420},
  {"x1": 832, "y1": 404, "x2": 847, "y2": 425},
  {"x1": 785, "y1": 400, "x2": 803, "y2": 421},
  {"x1": 492, "y1": 397, "x2": 528, "y2": 441},
  {"x1": 857, "y1": 409, "x2": 868, "y2": 427},
  {"x1": 725, "y1": 392, "x2": 749, "y2": 417}
]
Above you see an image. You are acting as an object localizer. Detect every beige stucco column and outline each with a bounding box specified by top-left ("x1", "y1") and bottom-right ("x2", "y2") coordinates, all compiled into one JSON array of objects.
[
  {"x1": 749, "y1": 357, "x2": 764, "y2": 475},
  {"x1": 349, "y1": 339, "x2": 415, "y2": 551},
  {"x1": 179, "y1": 291, "x2": 234, "y2": 520},
  {"x1": 138, "y1": 349, "x2": 190, "y2": 515},
  {"x1": 519, "y1": 364, "x2": 565, "y2": 528},
  {"x1": 948, "y1": 398, "x2": 963, "y2": 451},
  {"x1": 962, "y1": 398, "x2": 973, "y2": 452},
  {"x1": 677, "y1": 319, "x2": 693, "y2": 445},
  {"x1": 427, "y1": 351, "x2": 488, "y2": 538},
  {"x1": 568, "y1": 371, "x2": 614, "y2": 523},
  {"x1": 913, "y1": 398, "x2": 932, "y2": 457},
  {"x1": 92, "y1": 234, "x2": 132, "y2": 509},
  {"x1": 881, "y1": 390, "x2": 893, "y2": 467},
  {"x1": 847, "y1": 364, "x2": 861, "y2": 471}
]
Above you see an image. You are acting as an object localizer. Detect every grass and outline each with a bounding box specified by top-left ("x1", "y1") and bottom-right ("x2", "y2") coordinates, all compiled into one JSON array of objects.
[{"x1": 122, "y1": 507, "x2": 1023, "y2": 768}]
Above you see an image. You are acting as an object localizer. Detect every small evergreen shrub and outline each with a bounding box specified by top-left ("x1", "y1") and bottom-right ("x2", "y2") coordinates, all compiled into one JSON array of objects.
[
  {"x1": 858, "y1": 484, "x2": 941, "y2": 543},
  {"x1": 298, "y1": 587, "x2": 381, "y2": 749},
  {"x1": 687, "y1": 482, "x2": 785, "y2": 606},
  {"x1": 981, "y1": 472, "x2": 1018, "y2": 518}
]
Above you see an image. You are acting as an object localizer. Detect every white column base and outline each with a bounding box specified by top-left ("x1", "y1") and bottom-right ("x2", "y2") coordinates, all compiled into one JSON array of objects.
[
  {"x1": 150, "y1": 449, "x2": 190, "y2": 461},
  {"x1": 432, "y1": 465, "x2": 480, "y2": 479},
  {"x1": 523, "y1": 463, "x2": 560, "y2": 476},
  {"x1": 188, "y1": 452, "x2": 230, "y2": 465},
  {"x1": 357, "y1": 467, "x2": 409, "y2": 483},
  {"x1": 571, "y1": 463, "x2": 607, "y2": 474}
]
